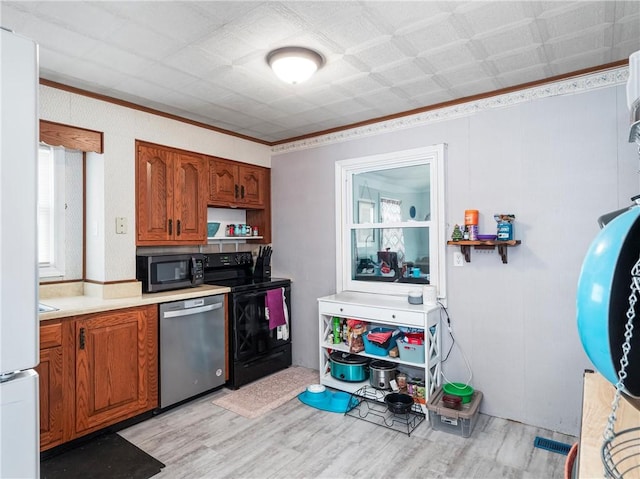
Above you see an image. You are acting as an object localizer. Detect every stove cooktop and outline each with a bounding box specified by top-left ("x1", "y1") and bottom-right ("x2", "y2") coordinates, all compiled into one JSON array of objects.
[{"x1": 204, "y1": 277, "x2": 290, "y2": 293}]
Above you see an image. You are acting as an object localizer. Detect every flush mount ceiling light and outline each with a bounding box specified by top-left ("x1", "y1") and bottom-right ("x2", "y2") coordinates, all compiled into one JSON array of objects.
[{"x1": 267, "y1": 47, "x2": 324, "y2": 85}]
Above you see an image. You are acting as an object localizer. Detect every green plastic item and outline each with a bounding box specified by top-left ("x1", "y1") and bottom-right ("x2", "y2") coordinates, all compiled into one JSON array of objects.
[{"x1": 443, "y1": 382, "x2": 474, "y2": 403}]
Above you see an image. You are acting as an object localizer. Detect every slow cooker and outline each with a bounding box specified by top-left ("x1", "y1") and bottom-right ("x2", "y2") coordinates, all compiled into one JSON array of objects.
[
  {"x1": 329, "y1": 352, "x2": 369, "y2": 382},
  {"x1": 369, "y1": 360, "x2": 397, "y2": 390}
]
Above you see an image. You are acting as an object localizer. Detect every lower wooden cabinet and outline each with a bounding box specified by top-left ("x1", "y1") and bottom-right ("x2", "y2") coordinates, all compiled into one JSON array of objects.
[
  {"x1": 38, "y1": 305, "x2": 158, "y2": 451},
  {"x1": 74, "y1": 305, "x2": 158, "y2": 435},
  {"x1": 37, "y1": 322, "x2": 64, "y2": 451}
]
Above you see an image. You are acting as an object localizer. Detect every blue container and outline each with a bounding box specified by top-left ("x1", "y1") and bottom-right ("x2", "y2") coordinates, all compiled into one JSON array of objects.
[
  {"x1": 497, "y1": 222, "x2": 513, "y2": 240},
  {"x1": 363, "y1": 328, "x2": 396, "y2": 356},
  {"x1": 396, "y1": 338, "x2": 425, "y2": 363}
]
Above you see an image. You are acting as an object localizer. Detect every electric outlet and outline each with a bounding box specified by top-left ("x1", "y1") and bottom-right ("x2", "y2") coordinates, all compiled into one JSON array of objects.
[
  {"x1": 453, "y1": 251, "x2": 464, "y2": 267},
  {"x1": 116, "y1": 217, "x2": 127, "y2": 234}
]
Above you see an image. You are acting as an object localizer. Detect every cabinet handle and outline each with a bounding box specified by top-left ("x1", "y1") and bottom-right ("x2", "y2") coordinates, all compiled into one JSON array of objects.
[
  {"x1": 241, "y1": 185, "x2": 245, "y2": 199},
  {"x1": 177, "y1": 220, "x2": 181, "y2": 236},
  {"x1": 79, "y1": 327, "x2": 85, "y2": 350},
  {"x1": 235, "y1": 184, "x2": 239, "y2": 199},
  {"x1": 168, "y1": 219, "x2": 173, "y2": 235},
  {"x1": 340, "y1": 308, "x2": 343, "y2": 312},
  {"x1": 392, "y1": 314, "x2": 396, "y2": 319}
]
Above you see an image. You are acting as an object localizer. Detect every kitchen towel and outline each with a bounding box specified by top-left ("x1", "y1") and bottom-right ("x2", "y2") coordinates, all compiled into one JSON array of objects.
[{"x1": 266, "y1": 287, "x2": 287, "y2": 330}]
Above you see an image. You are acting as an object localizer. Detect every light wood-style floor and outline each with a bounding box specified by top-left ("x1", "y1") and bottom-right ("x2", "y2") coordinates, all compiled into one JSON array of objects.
[{"x1": 120, "y1": 386, "x2": 576, "y2": 479}]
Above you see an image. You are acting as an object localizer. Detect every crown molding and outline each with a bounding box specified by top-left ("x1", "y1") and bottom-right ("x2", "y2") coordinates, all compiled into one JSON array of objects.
[{"x1": 272, "y1": 66, "x2": 629, "y2": 155}]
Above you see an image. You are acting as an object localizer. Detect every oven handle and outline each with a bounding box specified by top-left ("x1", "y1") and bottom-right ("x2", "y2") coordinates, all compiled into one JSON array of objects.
[
  {"x1": 235, "y1": 288, "x2": 286, "y2": 300},
  {"x1": 162, "y1": 303, "x2": 222, "y2": 318}
]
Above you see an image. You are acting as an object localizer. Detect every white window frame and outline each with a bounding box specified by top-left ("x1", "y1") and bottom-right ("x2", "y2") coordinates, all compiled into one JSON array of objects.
[
  {"x1": 38, "y1": 144, "x2": 66, "y2": 278},
  {"x1": 335, "y1": 144, "x2": 447, "y2": 301}
]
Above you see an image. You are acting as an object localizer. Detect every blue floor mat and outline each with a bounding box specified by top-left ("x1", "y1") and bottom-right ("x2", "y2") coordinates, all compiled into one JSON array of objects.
[{"x1": 297, "y1": 389, "x2": 354, "y2": 413}]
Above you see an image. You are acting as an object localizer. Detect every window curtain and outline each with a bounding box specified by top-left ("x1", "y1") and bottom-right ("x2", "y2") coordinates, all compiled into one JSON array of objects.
[{"x1": 380, "y1": 197, "x2": 405, "y2": 262}]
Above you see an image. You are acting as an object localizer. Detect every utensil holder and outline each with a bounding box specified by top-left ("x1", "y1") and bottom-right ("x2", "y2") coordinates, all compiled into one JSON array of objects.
[{"x1": 254, "y1": 256, "x2": 271, "y2": 281}]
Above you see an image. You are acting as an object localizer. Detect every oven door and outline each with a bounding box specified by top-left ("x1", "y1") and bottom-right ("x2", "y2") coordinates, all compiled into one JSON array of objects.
[{"x1": 231, "y1": 285, "x2": 291, "y2": 362}]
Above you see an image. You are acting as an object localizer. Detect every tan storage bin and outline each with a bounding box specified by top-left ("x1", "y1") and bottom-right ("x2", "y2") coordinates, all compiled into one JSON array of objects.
[{"x1": 427, "y1": 386, "x2": 483, "y2": 438}]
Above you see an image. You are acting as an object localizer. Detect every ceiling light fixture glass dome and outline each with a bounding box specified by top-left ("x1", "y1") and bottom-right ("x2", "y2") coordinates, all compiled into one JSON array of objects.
[{"x1": 267, "y1": 47, "x2": 324, "y2": 85}]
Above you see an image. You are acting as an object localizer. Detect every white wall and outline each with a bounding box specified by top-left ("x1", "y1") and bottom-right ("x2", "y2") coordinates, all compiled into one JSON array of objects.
[
  {"x1": 39, "y1": 85, "x2": 272, "y2": 282},
  {"x1": 271, "y1": 79, "x2": 638, "y2": 436}
]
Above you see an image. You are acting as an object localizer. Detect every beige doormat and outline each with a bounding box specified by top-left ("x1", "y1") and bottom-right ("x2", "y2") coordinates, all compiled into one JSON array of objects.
[{"x1": 211, "y1": 366, "x2": 319, "y2": 419}]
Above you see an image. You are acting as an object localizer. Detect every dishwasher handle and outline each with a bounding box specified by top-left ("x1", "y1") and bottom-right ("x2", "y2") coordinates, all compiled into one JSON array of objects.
[{"x1": 162, "y1": 302, "x2": 222, "y2": 319}]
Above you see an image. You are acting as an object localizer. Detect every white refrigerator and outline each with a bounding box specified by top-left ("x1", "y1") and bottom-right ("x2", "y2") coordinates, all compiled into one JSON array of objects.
[{"x1": 0, "y1": 27, "x2": 40, "y2": 478}]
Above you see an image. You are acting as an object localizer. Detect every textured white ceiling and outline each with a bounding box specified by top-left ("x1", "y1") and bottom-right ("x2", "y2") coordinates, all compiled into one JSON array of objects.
[{"x1": 1, "y1": 1, "x2": 639, "y2": 143}]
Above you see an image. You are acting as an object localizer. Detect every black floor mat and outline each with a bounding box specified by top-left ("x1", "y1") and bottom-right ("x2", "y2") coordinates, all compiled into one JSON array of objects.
[{"x1": 41, "y1": 433, "x2": 165, "y2": 479}]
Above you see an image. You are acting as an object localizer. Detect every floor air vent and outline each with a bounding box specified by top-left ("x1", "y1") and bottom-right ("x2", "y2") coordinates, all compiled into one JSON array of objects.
[{"x1": 533, "y1": 436, "x2": 571, "y2": 455}]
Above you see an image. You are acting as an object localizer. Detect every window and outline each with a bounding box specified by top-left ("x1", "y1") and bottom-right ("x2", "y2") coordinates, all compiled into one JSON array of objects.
[
  {"x1": 335, "y1": 145, "x2": 447, "y2": 300},
  {"x1": 38, "y1": 144, "x2": 65, "y2": 277}
]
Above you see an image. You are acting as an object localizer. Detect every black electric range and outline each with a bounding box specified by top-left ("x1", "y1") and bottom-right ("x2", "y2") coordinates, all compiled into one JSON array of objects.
[
  {"x1": 202, "y1": 252, "x2": 292, "y2": 389},
  {"x1": 202, "y1": 251, "x2": 289, "y2": 289}
]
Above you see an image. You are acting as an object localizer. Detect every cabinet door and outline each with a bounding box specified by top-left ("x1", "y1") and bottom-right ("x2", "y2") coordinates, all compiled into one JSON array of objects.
[
  {"x1": 137, "y1": 144, "x2": 174, "y2": 242},
  {"x1": 208, "y1": 158, "x2": 238, "y2": 205},
  {"x1": 174, "y1": 152, "x2": 207, "y2": 241},
  {"x1": 75, "y1": 306, "x2": 157, "y2": 434},
  {"x1": 37, "y1": 323, "x2": 64, "y2": 451},
  {"x1": 238, "y1": 165, "x2": 265, "y2": 208}
]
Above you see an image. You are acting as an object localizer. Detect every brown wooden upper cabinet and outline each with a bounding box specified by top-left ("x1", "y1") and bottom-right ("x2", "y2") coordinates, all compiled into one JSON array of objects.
[
  {"x1": 136, "y1": 141, "x2": 207, "y2": 245},
  {"x1": 208, "y1": 157, "x2": 266, "y2": 209}
]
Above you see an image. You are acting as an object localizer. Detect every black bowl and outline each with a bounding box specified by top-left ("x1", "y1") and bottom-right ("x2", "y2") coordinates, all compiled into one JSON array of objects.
[{"x1": 384, "y1": 393, "x2": 413, "y2": 414}]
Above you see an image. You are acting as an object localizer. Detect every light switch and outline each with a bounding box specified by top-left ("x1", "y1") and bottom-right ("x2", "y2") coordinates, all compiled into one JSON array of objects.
[{"x1": 116, "y1": 217, "x2": 127, "y2": 234}]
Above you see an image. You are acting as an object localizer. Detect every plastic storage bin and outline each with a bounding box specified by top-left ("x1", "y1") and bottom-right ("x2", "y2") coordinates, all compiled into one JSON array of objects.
[
  {"x1": 395, "y1": 338, "x2": 425, "y2": 363},
  {"x1": 426, "y1": 386, "x2": 483, "y2": 438},
  {"x1": 363, "y1": 328, "x2": 396, "y2": 356}
]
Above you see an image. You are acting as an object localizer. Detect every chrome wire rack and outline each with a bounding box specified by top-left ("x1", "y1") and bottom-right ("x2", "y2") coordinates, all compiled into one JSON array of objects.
[{"x1": 602, "y1": 426, "x2": 640, "y2": 478}]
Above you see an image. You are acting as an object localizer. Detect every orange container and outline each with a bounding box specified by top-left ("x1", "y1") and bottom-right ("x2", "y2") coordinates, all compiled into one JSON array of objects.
[{"x1": 464, "y1": 210, "x2": 479, "y2": 225}]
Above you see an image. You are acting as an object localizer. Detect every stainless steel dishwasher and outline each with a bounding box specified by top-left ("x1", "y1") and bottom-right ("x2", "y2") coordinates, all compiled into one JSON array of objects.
[{"x1": 159, "y1": 294, "x2": 226, "y2": 409}]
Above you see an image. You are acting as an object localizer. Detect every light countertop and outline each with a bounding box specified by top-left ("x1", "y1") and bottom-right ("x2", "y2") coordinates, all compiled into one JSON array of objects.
[
  {"x1": 578, "y1": 370, "x2": 640, "y2": 477},
  {"x1": 38, "y1": 284, "x2": 230, "y2": 321}
]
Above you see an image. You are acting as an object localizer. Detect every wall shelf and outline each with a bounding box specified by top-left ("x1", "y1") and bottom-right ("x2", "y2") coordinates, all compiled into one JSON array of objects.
[
  {"x1": 447, "y1": 240, "x2": 521, "y2": 264},
  {"x1": 206, "y1": 236, "x2": 264, "y2": 252}
]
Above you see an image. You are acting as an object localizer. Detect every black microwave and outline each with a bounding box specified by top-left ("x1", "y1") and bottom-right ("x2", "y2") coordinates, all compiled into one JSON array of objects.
[{"x1": 136, "y1": 253, "x2": 204, "y2": 293}]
